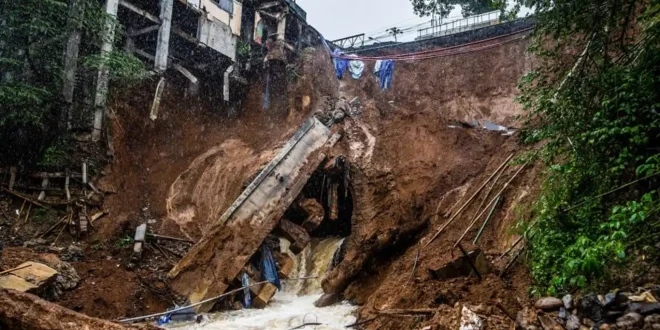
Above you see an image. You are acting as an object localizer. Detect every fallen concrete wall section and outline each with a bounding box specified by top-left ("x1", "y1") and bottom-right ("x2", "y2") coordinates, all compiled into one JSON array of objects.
[
  {"x1": 0, "y1": 289, "x2": 156, "y2": 330},
  {"x1": 168, "y1": 117, "x2": 333, "y2": 311}
]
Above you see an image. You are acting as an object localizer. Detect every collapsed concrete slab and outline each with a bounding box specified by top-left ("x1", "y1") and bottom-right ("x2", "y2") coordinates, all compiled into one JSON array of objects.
[
  {"x1": 0, "y1": 262, "x2": 58, "y2": 294},
  {"x1": 168, "y1": 118, "x2": 334, "y2": 312},
  {"x1": 0, "y1": 289, "x2": 156, "y2": 330}
]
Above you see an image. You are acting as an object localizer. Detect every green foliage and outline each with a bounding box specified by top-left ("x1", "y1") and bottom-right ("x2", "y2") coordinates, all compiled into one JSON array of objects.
[
  {"x1": 32, "y1": 208, "x2": 58, "y2": 224},
  {"x1": 511, "y1": 0, "x2": 660, "y2": 294},
  {"x1": 83, "y1": 51, "x2": 149, "y2": 85},
  {"x1": 115, "y1": 235, "x2": 133, "y2": 248},
  {"x1": 39, "y1": 137, "x2": 72, "y2": 168},
  {"x1": 0, "y1": 0, "x2": 147, "y2": 167},
  {"x1": 411, "y1": 0, "x2": 499, "y2": 18}
]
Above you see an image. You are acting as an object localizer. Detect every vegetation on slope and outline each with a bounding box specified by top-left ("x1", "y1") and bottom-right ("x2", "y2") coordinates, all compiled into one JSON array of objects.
[
  {"x1": 0, "y1": 0, "x2": 147, "y2": 168},
  {"x1": 414, "y1": 0, "x2": 660, "y2": 294}
]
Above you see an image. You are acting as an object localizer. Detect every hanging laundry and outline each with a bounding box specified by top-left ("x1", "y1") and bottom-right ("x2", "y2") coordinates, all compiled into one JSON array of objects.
[
  {"x1": 332, "y1": 49, "x2": 349, "y2": 80},
  {"x1": 260, "y1": 245, "x2": 281, "y2": 290},
  {"x1": 347, "y1": 54, "x2": 365, "y2": 79},
  {"x1": 374, "y1": 60, "x2": 383, "y2": 75},
  {"x1": 241, "y1": 273, "x2": 252, "y2": 308},
  {"x1": 379, "y1": 60, "x2": 395, "y2": 90}
]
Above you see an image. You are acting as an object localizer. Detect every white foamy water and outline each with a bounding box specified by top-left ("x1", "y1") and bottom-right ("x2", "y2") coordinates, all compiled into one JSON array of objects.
[
  {"x1": 168, "y1": 238, "x2": 357, "y2": 330},
  {"x1": 171, "y1": 292, "x2": 356, "y2": 330}
]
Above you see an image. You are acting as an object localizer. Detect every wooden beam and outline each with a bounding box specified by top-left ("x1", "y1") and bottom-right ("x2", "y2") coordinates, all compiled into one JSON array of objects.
[{"x1": 118, "y1": 0, "x2": 160, "y2": 24}]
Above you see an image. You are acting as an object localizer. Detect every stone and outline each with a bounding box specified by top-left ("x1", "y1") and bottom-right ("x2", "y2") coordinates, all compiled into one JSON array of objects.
[
  {"x1": 314, "y1": 293, "x2": 340, "y2": 307},
  {"x1": 566, "y1": 315, "x2": 582, "y2": 330},
  {"x1": 579, "y1": 294, "x2": 604, "y2": 322},
  {"x1": 563, "y1": 294, "x2": 574, "y2": 309},
  {"x1": 535, "y1": 297, "x2": 564, "y2": 311},
  {"x1": 645, "y1": 314, "x2": 660, "y2": 330},
  {"x1": 60, "y1": 245, "x2": 84, "y2": 262},
  {"x1": 332, "y1": 109, "x2": 345, "y2": 122},
  {"x1": 630, "y1": 302, "x2": 660, "y2": 315},
  {"x1": 276, "y1": 219, "x2": 310, "y2": 254},
  {"x1": 559, "y1": 307, "x2": 569, "y2": 319},
  {"x1": 616, "y1": 312, "x2": 643, "y2": 329}
]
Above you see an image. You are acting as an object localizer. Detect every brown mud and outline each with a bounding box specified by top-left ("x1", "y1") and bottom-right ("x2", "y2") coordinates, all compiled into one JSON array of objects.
[{"x1": 2, "y1": 34, "x2": 540, "y2": 329}]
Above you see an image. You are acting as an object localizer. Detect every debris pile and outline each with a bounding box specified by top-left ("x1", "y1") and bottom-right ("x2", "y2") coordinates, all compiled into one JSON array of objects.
[{"x1": 519, "y1": 288, "x2": 660, "y2": 330}]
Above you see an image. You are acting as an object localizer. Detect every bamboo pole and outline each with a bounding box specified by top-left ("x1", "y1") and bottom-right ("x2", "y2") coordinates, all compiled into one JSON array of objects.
[
  {"x1": 452, "y1": 162, "x2": 528, "y2": 249},
  {"x1": 0, "y1": 264, "x2": 31, "y2": 276},
  {"x1": 146, "y1": 233, "x2": 194, "y2": 243},
  {"x1": 474, "y1": 195, "x2": 501, "y2": 244},
  {"x1": 425, "y1": 154, "x2": 514, "y2": 248}
]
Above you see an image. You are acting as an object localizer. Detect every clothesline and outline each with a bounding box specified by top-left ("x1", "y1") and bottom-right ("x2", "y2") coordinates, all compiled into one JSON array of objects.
[{"x1": 327, "y1": 27, "x2": 533, "y2": 62}]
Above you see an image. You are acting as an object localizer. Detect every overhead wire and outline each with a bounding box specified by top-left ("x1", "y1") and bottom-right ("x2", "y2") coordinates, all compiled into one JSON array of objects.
[{"x1": 333, "y1": 27, "x2": 533, "y2": 62}]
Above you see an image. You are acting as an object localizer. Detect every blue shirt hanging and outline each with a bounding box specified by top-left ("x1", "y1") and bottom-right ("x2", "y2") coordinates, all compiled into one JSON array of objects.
[
  {"x1": 332, "y1": 49, "x2": 349, "y2": 80},
  {"x1": 379, "y1": 60, "x2": 395, "y2": 90}
]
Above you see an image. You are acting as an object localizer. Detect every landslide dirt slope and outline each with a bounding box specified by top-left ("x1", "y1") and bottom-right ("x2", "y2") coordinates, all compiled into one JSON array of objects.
[
  {"x1": 318, "y1": 35, "x2": 541, "y2": 329},
  {"x1": 57, "y1": 48, "x2": 338, "y2": 319}
]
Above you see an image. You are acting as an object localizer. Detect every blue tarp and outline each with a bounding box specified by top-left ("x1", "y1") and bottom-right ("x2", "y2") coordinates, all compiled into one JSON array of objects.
[
  {"x1": 261, "y1": 245, "x2": 281, "y2": 290},
  {"x1": 241, "y1": 273, "x2": 252, "y2": 308},
  {"x1": 379, "y1": 60, "x2": 395, "y2": 90}
]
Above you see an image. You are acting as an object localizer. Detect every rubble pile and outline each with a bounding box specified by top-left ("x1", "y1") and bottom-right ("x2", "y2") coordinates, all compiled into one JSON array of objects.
[{"x1": 519, "y1": 287, "x2": 660, "y2": 330}]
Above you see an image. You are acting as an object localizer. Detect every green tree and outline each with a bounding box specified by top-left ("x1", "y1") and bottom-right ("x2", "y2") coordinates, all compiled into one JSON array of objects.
[
  {"x1": 410, "y1": 0, "x2": 498, "y2": 18},
  {"x1": 0, "y1": 0, "x2": 146, "y2": 167}
]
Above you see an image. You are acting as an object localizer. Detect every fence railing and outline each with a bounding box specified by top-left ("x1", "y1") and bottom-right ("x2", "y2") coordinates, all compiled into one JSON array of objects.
[{"x1": 417, "y1": 10, "x2": 500, "y2": 40}]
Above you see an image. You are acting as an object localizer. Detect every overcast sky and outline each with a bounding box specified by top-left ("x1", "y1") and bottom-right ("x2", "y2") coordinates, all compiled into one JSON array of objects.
[{"x1": 295, "y1": 0, "x2": 465, "y2": 42}]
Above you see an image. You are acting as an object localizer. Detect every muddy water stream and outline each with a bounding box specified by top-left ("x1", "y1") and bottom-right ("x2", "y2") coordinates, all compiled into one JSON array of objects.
[{"x1": 170, "y1": 238, "x2": 356, "y2": 330}]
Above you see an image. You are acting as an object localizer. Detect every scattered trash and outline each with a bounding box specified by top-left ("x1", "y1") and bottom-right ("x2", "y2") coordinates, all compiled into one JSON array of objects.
[
  {"x1": 535, "y1": 297, "x2": 564, "y2": 311},
  {"x1": 261, "y1": 245, "x2": 281, "y2": 290},
  {"x1": 460, "y1": 306, "x2": 483, "y2": 330},
  {"x1": 132, "y1": 223, "x2": 147, "y2": 261}
]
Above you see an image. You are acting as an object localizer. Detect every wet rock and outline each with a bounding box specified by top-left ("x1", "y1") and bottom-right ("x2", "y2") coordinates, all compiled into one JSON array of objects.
[
  {"x1": 559, "y1": 307, "x2": 568, "y2": 319},
  {"x1": 535, "y1": 297, "x2": 564, "y2": 311},
  {"x1": 578, "y1": 294, "x2": 604, "y2": 322},
  {"x1": 566, "y1": 315, "x2": 581, "y2": 330},
  {"x1": 563, "y1": 294, "x2": 574, "y2": 310},
  {"x1": 604, "y1": 292, "x2": 629, "y2": 310},
  {"x1": 630, "y1": 302, "x2": 660, "y2": 315},
  {"x1": 23, "y1": 238, "x2": 48, "y2": 249},
  {"x1": 644, "y1": 314, "x2": 660, "y2": 330},
  {"x1": 616, "y1": 312, "x2": 643, "y2": 329},
  {"x1": 60, "y1": 245, "x2": 84, "y2": 262},
  {"x1": 314, "y1": 293, "x2": 340, "y2": 307},
  {"x1": 332, "y1": 109, "x2": 345, "y2": 122}
]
